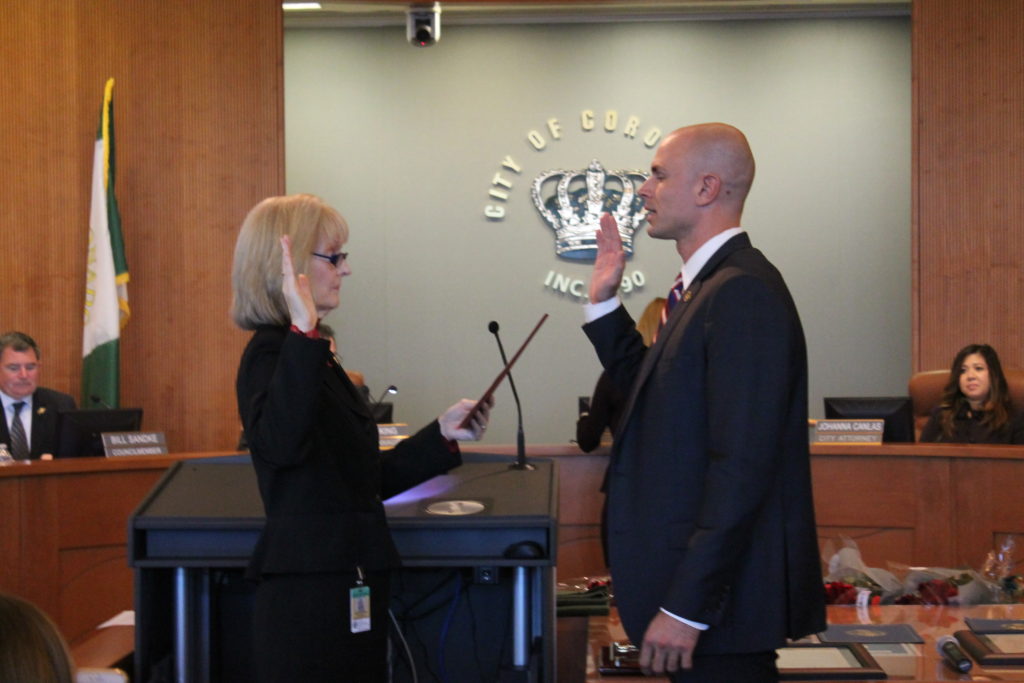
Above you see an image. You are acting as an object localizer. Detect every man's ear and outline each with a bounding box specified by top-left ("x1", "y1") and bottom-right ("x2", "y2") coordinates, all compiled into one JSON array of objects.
[{"x1": 695, "y1": 173, "x2": 722, "y2": 206}]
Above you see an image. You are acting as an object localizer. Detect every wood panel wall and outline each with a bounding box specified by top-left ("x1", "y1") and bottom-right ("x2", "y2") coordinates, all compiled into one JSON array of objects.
[
  {"x1": 0, "y1": 1, "x2": 283, "y2": 453},
  {"x1": 913, "y1": 0, "x2": 1024, "y2": 372}
]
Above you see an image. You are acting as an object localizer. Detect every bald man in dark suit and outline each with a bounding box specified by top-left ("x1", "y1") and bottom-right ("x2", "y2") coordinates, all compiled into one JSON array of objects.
[{"x1": 583, "y1": 123, "x2": 825, "y2": 682}]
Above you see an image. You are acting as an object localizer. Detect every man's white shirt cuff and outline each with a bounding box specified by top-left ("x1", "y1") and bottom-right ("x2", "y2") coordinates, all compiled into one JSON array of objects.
[
  {"x1": 660, "y1": 607, "x2": 709, "y2": 631},
  {"x1": 583, "y1": 296, "x2": 622, "y2": 323}
]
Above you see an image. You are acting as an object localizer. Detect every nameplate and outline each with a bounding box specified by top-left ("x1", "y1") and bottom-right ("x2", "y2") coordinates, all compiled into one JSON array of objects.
[
  {"x1": 814, "y1": 419, "x2": 883, "y2": 444},
  {"x1": 378, "y1": 423, "x2": 409, "y2": 450},
  {"x1": 101, "y1": 431, "x2": 169, "y2": 457}
]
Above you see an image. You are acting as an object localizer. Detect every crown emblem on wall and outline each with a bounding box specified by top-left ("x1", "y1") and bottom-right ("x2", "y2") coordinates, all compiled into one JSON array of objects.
[{"x1": 531, "y1": 159, "x2": 648, "y2": 261}]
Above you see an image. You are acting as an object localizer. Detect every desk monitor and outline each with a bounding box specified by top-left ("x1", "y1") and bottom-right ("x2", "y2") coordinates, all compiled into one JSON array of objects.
[
  {"x1": 56, "y1": 408, "x2": 143, "y2": 458},
  {"x1": 823, "y1": 396, "x2": 914, "y2": 443}
]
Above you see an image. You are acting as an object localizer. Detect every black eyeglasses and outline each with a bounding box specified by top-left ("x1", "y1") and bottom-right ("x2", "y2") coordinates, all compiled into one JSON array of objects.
[{"x1": 311, "y1": 251, "x2": 349, "y2": 267}]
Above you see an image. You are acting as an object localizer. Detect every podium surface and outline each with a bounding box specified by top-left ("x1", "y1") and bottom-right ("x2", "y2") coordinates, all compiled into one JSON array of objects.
[{"x1": 130, "y1": 452, "x2": 557, "y2": 682}]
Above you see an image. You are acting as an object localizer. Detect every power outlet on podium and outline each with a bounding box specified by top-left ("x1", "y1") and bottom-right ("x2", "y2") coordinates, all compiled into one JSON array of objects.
[{"x1": 474, "y1": 566, "x2": 499, "y2": 584}]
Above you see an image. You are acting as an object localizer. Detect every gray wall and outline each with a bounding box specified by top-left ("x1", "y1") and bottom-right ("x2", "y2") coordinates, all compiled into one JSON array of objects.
[{"x1": 284, "y1": 17, "x2": 911, "y2": 445}]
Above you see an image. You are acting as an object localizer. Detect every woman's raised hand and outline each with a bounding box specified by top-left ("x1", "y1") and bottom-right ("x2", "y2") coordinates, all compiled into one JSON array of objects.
[{"x1": 280, "y1": 235, "x2": 318, "y2": 332}]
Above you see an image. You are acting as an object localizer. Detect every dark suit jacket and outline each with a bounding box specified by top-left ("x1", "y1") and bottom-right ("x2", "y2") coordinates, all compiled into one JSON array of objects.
[
  {"x1": 584, "y1": 233, "x2": 825, "y2": 654},
  {"x1": 236, "y1": 325, "x2": 461, "y2": 578},
  {"x1": 0, "y1": 387, "x2": 76, "y2": 459}
]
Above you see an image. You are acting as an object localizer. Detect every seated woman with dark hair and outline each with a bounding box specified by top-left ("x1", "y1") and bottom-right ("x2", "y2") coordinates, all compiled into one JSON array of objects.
[{"x1": 920, "y1": 343, "x2": 1024, "y2": 443}]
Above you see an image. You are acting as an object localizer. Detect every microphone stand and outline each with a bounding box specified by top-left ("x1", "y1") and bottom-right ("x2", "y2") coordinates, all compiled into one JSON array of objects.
[{"x1": 489, "y1": 321, "x2": 533, "y2": 471}]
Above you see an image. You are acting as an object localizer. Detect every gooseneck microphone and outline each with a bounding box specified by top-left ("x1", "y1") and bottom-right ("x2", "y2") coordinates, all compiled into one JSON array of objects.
[
  {"x1": 936, "y1": 635, "x2": 972, "y2": 673},
  {"x1": 488, "y1": 321, "x2": 533, "y2": 470},
  {"x1": 371, "y1": 385, "x2": 397, "y2": 423}
]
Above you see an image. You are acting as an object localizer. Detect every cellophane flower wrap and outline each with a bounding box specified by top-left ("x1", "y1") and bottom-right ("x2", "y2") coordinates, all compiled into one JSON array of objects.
[{"x1": 822, "y1": 537, "x2": 1019, "y2": 606}]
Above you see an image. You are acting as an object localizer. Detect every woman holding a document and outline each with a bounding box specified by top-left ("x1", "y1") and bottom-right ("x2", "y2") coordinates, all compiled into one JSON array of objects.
[{"x1": 230, "y1": 193, "x2": 490, "y2": 682}]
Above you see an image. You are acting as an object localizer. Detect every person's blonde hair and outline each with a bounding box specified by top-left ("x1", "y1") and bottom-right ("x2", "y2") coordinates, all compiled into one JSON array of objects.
[
  {"x1": 635, "y1": 297, "x2": 667, "y2": 347},
  {"x1": 0, "y1": 593, "x2": 75, "y2": 683},
  {"x1": 231, "y1": 194, "x2": 349, "y2": 329}
]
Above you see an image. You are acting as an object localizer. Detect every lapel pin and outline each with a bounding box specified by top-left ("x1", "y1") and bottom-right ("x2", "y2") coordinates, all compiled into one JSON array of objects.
[
  {"x1": 37, "y1": 406, "x2": 46, "y2": 415},
  {"x1": 682, "y1": 290, "x2": 693, "y2": 303}
]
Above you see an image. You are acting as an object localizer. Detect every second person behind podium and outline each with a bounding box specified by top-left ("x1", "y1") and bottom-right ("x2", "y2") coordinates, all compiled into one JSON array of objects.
[{"x1": 575, "y1": 297, "x2": 664, "y2": 453}]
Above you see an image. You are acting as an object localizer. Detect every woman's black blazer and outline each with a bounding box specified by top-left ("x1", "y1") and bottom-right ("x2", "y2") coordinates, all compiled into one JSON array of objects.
[{"x1": 236, "y1": 325, "x2": 460, "y2": 578}]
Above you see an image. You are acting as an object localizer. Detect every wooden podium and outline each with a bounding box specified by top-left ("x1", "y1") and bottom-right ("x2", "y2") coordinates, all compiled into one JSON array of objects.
[{"x1": 129, "y1": 453, "x2": 558, "y2": 683}]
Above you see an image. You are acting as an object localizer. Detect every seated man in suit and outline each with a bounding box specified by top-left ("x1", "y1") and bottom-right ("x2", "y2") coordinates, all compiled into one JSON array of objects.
[{"x1": 0, "y1": 331, "x2": 76, "y2": 459}]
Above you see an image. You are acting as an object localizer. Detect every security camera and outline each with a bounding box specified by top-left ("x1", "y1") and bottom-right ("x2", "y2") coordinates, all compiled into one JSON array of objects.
[{"x1": 407, "y1": 2, "x2": 441, "y2": 47}]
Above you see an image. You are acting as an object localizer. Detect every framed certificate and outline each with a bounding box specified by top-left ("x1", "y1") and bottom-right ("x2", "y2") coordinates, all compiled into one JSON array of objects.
[
  {"x1": 777, "y1": 642, "x2": 887, "y2": 680},
  {"x1": 597, "y1": 641, "x2": 888, "y2": 679},
  {"x1": 955, "y1": 629, "x2": 1024, "y2": 666}
]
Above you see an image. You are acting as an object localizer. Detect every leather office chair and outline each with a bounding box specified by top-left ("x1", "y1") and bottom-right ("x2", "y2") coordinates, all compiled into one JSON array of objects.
[
  {"x1": 908, "y1": 368, "x2": 1024, "y2": 439},
  {"x1": 908, "y1": 370, "x2": 948, "y2": 439}
]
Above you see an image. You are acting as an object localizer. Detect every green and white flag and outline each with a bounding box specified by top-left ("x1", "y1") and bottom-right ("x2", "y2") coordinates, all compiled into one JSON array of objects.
[{"x1": 82, "y1": 78, "x2": 129, "y2": 407}]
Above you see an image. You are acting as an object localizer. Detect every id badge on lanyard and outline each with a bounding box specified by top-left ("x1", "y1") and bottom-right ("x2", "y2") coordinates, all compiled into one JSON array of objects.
[{"x1": 350, "y1": 565, "x2": 371, "y2": 633}]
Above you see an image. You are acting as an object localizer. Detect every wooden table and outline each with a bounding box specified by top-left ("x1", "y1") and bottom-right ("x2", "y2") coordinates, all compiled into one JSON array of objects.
[
  {"x1": 572, "y1": 604, "x2": 1024, "y2": 681},
  {"x1": 810, "y1": 442, "x2": 1024, "y2": 570},
  {"x1": 475, "y1": 442, "x2": 1024, "y2": 580},
  {"x1": 71, "y1": 624, "x2": 134, "y2": 670},
  {"x1": 0, "y1": 452, "x2": 237, "y2": 644}
]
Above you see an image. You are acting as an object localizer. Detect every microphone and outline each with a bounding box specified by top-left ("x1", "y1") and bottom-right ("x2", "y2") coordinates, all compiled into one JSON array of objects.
[
  {"x1": 90, "y1": 394, "x2": 114, "y2": 409},
  {"x1": 371, "y1": 385, "x2": 397, "y2": 423},
  {"x1": 936, "y1": 635, "x2": 972, "y2": 673},
  {"x1": 488, "y1": 321, "x2": 533, "y2": 470}
]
